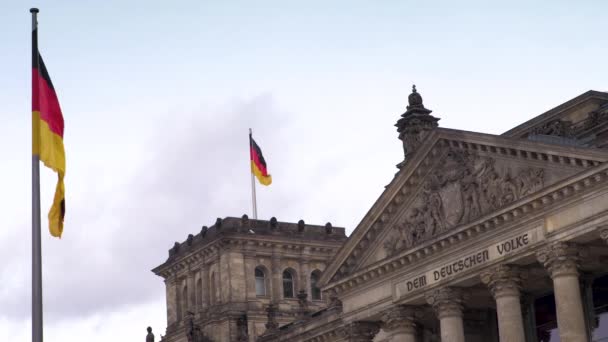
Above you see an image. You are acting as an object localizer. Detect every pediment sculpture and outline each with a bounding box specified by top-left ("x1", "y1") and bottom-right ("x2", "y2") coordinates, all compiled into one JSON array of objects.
[{"x1": 384, "y1": 150, "x2": 544, "y2": 256}]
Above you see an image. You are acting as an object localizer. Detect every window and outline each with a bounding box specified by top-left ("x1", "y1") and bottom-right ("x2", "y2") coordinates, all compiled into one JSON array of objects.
[
  {"x1": 255, "y1": 267, "x2": 267, "y2": 296},
  {"x1": 592, "y1": 274, "x2": 608, "y2": 341},
  {"x1": 310, "y1": 271, "x2": 322, "y2": 300},
  {"x1": 283, "y1": 270, "x2": 295, "y2": 298}
]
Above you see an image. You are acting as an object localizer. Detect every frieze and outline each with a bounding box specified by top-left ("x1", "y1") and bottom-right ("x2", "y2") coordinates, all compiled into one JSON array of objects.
[
  {"x1": 384, "y1": 150, "x2": 544, "y2": 256},
  {"x1": 394, "y1": 228, "x2": 539, "y2": 299}
]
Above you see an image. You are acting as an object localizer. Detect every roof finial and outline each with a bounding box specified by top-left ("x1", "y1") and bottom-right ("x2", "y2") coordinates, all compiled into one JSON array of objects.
[{"x1": 412, "y1": 84, "x2": 417, "y2": 93}]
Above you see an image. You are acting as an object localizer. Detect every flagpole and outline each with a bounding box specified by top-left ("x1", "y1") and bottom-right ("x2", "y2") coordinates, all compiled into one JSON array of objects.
[
  {"x1": 249, "y1": 128, "x2": 258, "y2": 219},
  {"x1": 30, "y1": 7, "x2": 44, "y2": 342}
]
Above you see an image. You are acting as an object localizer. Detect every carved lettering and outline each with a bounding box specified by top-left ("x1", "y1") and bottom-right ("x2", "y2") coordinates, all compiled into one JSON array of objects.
[
  {"x1": 496, "y1": 233, "x2": 529, "y2": 255},
  {"x1": 406, "y1": 275, "x2": 427, "y2": 292}
]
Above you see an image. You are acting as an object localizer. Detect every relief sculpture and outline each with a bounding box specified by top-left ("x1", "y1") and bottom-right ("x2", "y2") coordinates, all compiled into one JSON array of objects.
[{"x1": 384, "y1": 150, "x2": 544, "y2": 256}]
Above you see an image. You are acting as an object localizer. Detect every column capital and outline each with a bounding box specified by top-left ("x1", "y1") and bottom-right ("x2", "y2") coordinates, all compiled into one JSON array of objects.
[
  {"x1": 342, "y1": 321, "x2": 381, "y2": 342},
  {"x1": 600, "y1": 227, "x2": 608, "y2": 244},
  {"x1": 425, "y1": 287, "x2": 468, "y2": 319},
  {"x1": 382, "y1": 305, "x2": 419, "y2": 335},
  {"x1": 480, "y1": 264, "x2": 526, "y2": 299},
  {"x1": 536, "y1": 242, "x2": 586, "y2": 278}
]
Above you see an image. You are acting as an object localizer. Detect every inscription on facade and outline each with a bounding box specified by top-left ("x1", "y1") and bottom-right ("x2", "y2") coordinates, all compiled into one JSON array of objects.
[{"x1": 395, "y1": 229, "x2": 538, "y2": 299}]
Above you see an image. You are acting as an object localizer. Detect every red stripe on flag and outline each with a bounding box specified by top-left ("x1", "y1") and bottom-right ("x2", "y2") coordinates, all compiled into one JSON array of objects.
[
  {"x1": 250, "y1": 146, "x2": 269, "y2": 176},
  {"x1": 32, "y1": 68, "x2": 64, "y2": 137}
]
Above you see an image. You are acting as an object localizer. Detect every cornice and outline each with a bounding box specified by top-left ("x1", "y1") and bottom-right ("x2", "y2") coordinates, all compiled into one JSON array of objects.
[
  {"x1": 153, "y1": 234, "x2": 343, "y2": 278},
  {"x1": 323, "y1": 160, "x2": 608, "y2": 296}
]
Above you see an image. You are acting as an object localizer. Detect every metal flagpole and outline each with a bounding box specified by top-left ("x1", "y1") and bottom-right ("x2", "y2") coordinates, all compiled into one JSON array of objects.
[
  {"x1": 249, "y1": 128, "x2": 258, "y2": 219},
  {"x1": 30, "y1": 7, "x2": 44, "y2": 342}
]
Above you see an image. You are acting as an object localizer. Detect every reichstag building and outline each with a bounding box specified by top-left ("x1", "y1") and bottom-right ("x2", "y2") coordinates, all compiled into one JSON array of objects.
[{"x1": 153, "y1": 87, "x2": 608, "y2": 342}]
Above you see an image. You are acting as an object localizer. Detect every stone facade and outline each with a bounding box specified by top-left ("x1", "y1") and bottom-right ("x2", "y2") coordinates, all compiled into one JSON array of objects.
[
  {"x1": 154, "y1": 88, "x2": 608, "y2": 342},
  {"x1": 152, "y1": 216, "x2": 347, "y2": 342}
]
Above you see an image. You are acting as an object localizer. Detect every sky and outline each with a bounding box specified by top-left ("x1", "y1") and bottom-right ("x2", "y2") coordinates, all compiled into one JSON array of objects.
[{"x1": 0, "y1": 0, "x2": 607, "y2": 340}]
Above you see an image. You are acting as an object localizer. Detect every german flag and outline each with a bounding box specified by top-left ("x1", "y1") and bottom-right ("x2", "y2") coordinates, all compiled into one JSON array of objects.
[
  {"x1": 249, "y1": 133, "x2": 272, "y2": 186},
  {"x1": 32, "y1": 23, "x2": 66, "y2": 238}
]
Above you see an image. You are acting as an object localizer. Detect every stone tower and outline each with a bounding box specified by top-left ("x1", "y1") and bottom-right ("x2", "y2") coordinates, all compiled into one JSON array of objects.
[{"x1": 152, "y1": 216, "x2": 347, "y2": 342}]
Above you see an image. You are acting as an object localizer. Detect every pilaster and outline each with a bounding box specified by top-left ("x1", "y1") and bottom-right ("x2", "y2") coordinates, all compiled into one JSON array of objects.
[
  {"x1": 243, "y1": 249, "x2": 257, "y2": 300},
  {"x1": 200, "y1": 262, "x2": 209, "y2": 312},
  {"x1": 187, "y1": 267, "x2": 195, "y2": 314},
  {"x1": 165, "y1": 277, "x2": 179, "y2": 327},
  {"x1": 271, "y1": 247, "x2": 282, "y2": 303}
]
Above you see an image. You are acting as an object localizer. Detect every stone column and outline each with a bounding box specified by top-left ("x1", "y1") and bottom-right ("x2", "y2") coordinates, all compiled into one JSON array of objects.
[
  {"x1": 382, "y1": 305, "x2": 419, "y2": 342},
  {"x1": 481, "y1": 265, "x2": 526, "y2": 342},
  {"x1": 537, "y1": 242, "x2": 588, "y2": 342},
  {"x1": 426, "y1": 287, "x2": 467, "y2": 342},
  {"x1": 343, "y1": 321, "x2": 380, "y2": 342},
  {"x1": 271, "y1": 248, "x2": 282, "y2": 303}
]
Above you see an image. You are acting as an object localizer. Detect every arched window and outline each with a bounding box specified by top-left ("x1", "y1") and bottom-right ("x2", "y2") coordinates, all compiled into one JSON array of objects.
[
  {"x1": 255, "y1": 267, "x2": 267, "y2": 296},
  {"x1": 310, "y1": 270, "x2": 322, "y2": 300},
  {"x1": 283, "y1": 270, "x2": 295, "y2": 298}
]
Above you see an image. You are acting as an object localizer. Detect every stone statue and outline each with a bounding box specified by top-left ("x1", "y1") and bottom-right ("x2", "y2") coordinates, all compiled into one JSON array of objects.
[
  {"x1": 236, "y1": 314, "x2": 249, "y2": 341},
  {"x1": 384, "y1": 149, "x2": 545, "y2": 256},
  {"x1": 146, "y1": 327, "x2": 154, "y2": 342}
]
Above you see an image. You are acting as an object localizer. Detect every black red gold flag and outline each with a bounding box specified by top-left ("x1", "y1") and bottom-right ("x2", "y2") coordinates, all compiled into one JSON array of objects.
[{"x1": 249, "y1": 134, "x2": 272, "y2": 186}]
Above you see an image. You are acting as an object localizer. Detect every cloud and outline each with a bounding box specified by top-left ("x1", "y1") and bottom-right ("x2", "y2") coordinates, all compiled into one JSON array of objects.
[{"x1": 0, "y1": 94, "x2": 291, "y2": 323}]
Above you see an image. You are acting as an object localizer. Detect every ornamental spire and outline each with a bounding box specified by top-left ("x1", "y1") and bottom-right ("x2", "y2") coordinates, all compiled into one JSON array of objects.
[{"x1": 395, "y1": 85, "x2": 440, "y2": 166}]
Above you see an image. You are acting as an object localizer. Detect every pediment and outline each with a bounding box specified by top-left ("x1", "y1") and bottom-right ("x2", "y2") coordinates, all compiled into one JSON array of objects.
[
  {"x1": 320, "y1": 128, "x2": 608, "y2": 286},
  {"x1": 503, "y1": 90, "x2": 608, "y2": 145}
]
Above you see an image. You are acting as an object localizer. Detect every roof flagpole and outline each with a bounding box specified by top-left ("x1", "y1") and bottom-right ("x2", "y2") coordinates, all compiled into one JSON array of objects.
[{"x1": 249, "y1": 128, "x2": 258, "y2": 219}]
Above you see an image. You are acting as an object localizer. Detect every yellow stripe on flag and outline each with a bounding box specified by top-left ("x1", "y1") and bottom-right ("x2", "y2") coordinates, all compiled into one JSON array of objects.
[
  {"x1": 33, "y1": 110, "x2": 66, "y2": 237},
  {"x1": 251, "y1": 161, "x2": 272, "y2": 186}
]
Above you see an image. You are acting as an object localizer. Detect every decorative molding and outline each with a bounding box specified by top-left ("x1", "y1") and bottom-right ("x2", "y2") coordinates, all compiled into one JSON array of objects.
[
  {"x1": 536, "y1": 242, "x2": 586, "y2": 278},
  {"x1": 154, "y1": 235, "x2": 342, "y2": 279},
  {"x1": 381, "y1": 305, "x2": 419, "y2": 335},
  {"x1": 425, "y1": 287, "x2": 468, "y2": 319},
  {"x1": 395, "y1": 85, "x2": 440, "y2": 163},
  {"x1": 600, "y1": 227, "x2": 608, "y2": 244},
  {"x1": 480, "y1": 264, "x2": 526, "y2": 299}
]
